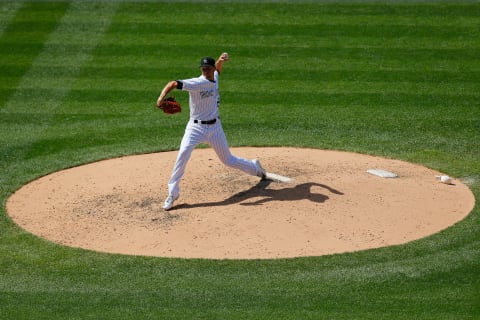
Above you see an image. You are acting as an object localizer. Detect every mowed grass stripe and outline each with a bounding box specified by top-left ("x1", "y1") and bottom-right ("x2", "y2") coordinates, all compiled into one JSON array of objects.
[
  {"x1": 0, "y1": 1, "x2": 23, "y2": 37},
  {"x1": 101, "y1": 22, "x2": 478, "y2": 53},
  {"x1": 223, "y1": 91, "x2": 480, "y2": 109},
  {"x1": 31, "y1": 79, "x2": 476, "y2": 99},
  {"x1": 5, "y1": 88, "x2": 474, "y2": 112},
  {"x1": 94, "y1": 33, "x2": 480, "y2": 50},
  {"x1": 109, "y1": 21, "x2": 478, "y2": 40},
  {"x1": 84, "y1": 53, "x2": 480, "y2": 71},
  {"x1": 114, "y1": 12, "x2": 479, "y2": 28},
  {"x1": 0, "y1": 2, "x2": 70, "y2": 108},
  {"x1": 11, "y1": 66, "x2": 476, "y2": 84},
  {"x1": 1, "y1": 2, "x2": 117, "y2": 112},
  {"x1": 114, "y1": 2, "x2": 480, "y2": 21},
  {"x1": 0, "y1": 2, "x2": 118, "y2": 177},
  {"x1": 93, "y1": 43, "x2": 479, "y2": 62}
]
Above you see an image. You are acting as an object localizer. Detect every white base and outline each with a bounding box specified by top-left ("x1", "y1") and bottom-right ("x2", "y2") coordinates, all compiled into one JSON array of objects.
[{"x1": 367, "y1": 169, "x2": 398, "y2": 178}]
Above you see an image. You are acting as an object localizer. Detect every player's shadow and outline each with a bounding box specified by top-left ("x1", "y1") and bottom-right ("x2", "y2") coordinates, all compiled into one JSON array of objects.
[{"x1": 179, "y1": 179, "x2": 344, "y2": 210}]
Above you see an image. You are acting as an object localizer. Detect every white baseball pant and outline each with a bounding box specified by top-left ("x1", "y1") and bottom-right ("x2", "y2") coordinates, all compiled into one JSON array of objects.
[{"x1": 167, "y1": 119, "x2": 258, "y2": 198}]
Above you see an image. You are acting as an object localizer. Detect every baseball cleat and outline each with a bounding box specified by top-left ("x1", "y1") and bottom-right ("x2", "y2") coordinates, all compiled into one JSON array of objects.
[
  {"x1": 253, "y1": 159, "x2": 266, "y2": 180},
  {"x1": 163, "y1": 195, "x2": 179, "y2": 211}
]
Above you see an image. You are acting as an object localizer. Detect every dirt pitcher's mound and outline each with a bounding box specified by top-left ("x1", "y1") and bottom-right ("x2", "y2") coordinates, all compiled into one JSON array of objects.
[{"x1": 6, "y1": 147, "x2": 475, "y2": 259}]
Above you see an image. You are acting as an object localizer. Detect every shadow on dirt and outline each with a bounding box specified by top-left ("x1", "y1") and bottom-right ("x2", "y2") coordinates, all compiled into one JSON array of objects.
[{"x1": 178, "y1": 179, "x2": 344, "y2": 210}]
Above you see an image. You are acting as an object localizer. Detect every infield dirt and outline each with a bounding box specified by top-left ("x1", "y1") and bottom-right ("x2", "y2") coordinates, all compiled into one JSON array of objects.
[{"x1": 6, "y1": 147, "x2": 475, "y2": 259}]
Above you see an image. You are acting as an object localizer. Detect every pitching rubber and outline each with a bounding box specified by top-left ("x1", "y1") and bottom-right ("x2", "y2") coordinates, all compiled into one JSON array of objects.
[{"x1": 265, "y1": 172, "x2": 293, "y2": 183}]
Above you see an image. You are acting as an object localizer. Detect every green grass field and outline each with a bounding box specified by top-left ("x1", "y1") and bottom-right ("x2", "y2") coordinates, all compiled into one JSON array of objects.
[{"x1": 1, "y1": 1, "x2": 479, "y2": 319}]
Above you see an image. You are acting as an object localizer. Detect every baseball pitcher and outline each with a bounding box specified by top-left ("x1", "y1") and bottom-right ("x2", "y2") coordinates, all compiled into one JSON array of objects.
[{"x1": 156, "y1": 52, "x2": 266, "y2": 210}]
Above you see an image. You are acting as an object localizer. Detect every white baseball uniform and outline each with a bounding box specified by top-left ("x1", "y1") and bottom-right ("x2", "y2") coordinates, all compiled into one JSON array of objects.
[{"x1": 167, "y1": 70, "x2": 260, "y2": 198}]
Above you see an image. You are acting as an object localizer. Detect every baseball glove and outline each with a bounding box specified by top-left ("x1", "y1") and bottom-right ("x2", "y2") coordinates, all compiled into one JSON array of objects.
[{"x1": 158, "y1": 96, "x2": 181, "y2": 114}]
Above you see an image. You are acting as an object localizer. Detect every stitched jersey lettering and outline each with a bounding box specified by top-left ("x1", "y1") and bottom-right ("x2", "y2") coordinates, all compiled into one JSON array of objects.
[{"x1": 200, "y1": 90, "x2": 214, "y2": 99}]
